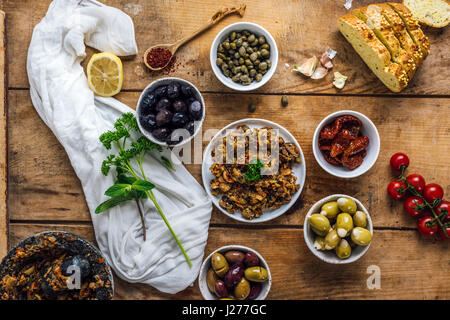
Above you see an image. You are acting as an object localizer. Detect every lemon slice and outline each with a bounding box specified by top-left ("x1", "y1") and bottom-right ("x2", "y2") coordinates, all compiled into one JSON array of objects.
[{"x1": 87, "y1": 52, "x2": 123, "y2": 97}]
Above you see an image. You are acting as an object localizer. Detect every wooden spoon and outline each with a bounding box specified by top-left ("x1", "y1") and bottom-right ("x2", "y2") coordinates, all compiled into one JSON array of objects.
[{"x1": 143, "y1": 4, "x2": 246, "y2": 71}]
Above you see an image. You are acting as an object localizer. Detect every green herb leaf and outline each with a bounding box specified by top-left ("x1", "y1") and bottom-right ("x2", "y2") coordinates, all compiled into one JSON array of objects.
[
  {"x1": 104, "y1": 183, "x2": 132, "y2": 197},
  {"x1": 95, "y1": 193, "x2": 133, "y2": 214},
  {"x1": 244, "y1": 159, "x2": 264, "y2": 182},
  {"x1": 161, "y1": 156, "x2": 175, "y2": 171},
  {"x1": 132, "y1": 180, "x2": 155, "y2": 191}
]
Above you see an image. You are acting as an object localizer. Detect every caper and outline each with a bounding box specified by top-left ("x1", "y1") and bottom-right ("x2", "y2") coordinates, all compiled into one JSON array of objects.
[
  {"x1": 216, "y1": 58, "x2": 223, "y2": 67},
  {"x1": 258, "y1": 36, "x2": 266, "y2": 44},
  {"x1": 261, "y1": 49, "x2": 270, "y2": 58},
  {"x1": 249, "y1": 69, "x2": 257, "y2": 77},
  {"x1": 353, "y1": 211, "x2": 367, "y2": 228},
  {"x1": 241, "y1": 65, "x2": 248, "y2": 74},
  {"x1": 247, "y1": 34, "x2": 256, "y2": 43},
  {"x1": 244, "y1": 266, "x2": 269, "y2": 282},
  {"x1": 281, "y1": 96, "x2": 289, "y2": 108},
  {"x1": 337, "y1": 197, "x2": 357, "y2": 215},
  {"x1": 239, "y1": 57, "x2": 244, "y2": 65},
  {"x1": 320, "y1": 201, "x2": 339, "y2": 219},
  {"x1": 230, "y1": 42, "x2": 237, "y2": 50},
  {"x1": 218, "y1": 44, "x2": 225, "y2": 53},
  {"x1": 248, "y1": 102, "x2": 257, "y2": 113},
  {"x1": 313, "y1": 236, "x2": 326, "y2": 251},
  {"x1": 336, "y1": 213, "x2": 354, "y2": 237},
  {"x1": 232, "y1": 75, "x2": 240, "y2": 83},
  {"x1": 251, "y1": 39, "x2": 259, "y2": 46},
  {"x1": 246, "y1": 47, "x2": 254, "y2": 54},
  {"x1": 232, "y1": 66, "x2": 241, "y2": 74},
  {"x1": 211, "y1": 253, "x2": 229, "y2": 277},
  {"x1": 242, "y1": 41, "x2": 249, "y2": 48},
  {"x1": 324, "y1": 229, "x2": 340, "y2": 250},
  {"x1": 223, "y1": 69, "x2": 231, "y2": 77},
  {"x1": 255, "y1": 73, "x2": 263, "y2": 82},
  {"x1": 234, "y1": 52, "x2": 241, "y2": 59},
  {"x1": 230, "y1": 31, "x2": 236, "y2": 41},
  {"x1": 234, "y1": 278, "x2": 251, "y2": 300},
  {"x1": 335, "y1": 239, "x2": 352, "y2": 259},
  {"x1": 233, "y1": 59, "x2": 239, "y2": 66},
  {"x1": 259, "y1": 62, "x2": 268, "y2": 71},
  {"x1": 261, "y1": 69, "x2": 267, "y2": 75},
  {"x1": 261, "y1": 43, "x2": 270, "y2": 50},
  {"x1": 351, "y1": 227, "x2": 372, "y2": 246},
  {"x1": 238, "y1": 46, "x2": 246, "y2": 56},
  {"x1": 236, "y1": 38, "x2": 243, "y2": 47},
  {"x1": 218, "y1": 53, "x2": 227, "y2": 60},
  {"x1": 245, "y1": 59, "x2": 253, "y2": 66},
  {"x1": 228, "y1": 49, "x2": 235, "y2": 55},
  {"x1": 242, "y1": 30, "x2": 250, "y2": 36},
  {"x1": 223, "y1": 42, "x2": 230, "y2": 50},
  {"x1": 254, "y1": 59, "x2": 261, "y2": 65},
  {"x1": 249, "y1": 52, "x2": 258, "y2": 62},
  {"x1": 240, "y1": 74, "x2": 250, "y2": 83},
  {"x1": 221, "y1": 64, "x2": 228, "y2": 72},
  {"x1": 265, "y1": 59, "x2": 271, "y2": 69},
  {"x1": 309, "y1": 214, "x2": 331, "y2": 237}
]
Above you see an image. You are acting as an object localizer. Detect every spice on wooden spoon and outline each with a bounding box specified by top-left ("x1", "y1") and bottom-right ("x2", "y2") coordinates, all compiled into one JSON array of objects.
[{"x1": 143, "y1": 4, "x2": 246, "y2": 71}]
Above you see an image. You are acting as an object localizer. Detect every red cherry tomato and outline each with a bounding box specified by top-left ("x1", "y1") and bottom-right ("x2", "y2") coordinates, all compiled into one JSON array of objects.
[
  {"x1": 390, "y1": 153, "x2": 409, "y2": 171},
  {"x1": 436, "y1": 200, "x2": 450, "y2": 223},
  {"x1": 387, "y1": 180, "x2": 408, "y2": 200},
  {"x1": 438, "y1": 226, "x2": 450, "y2": 240},
  {"x1": 403, "y1": 196, "x2": 425, "y2": 217},
  {"x1": 405, "y1": 174, "x2": 426, "y2": 194},
  {"x1": 423, "y1": 183, "x2": 444, "y2": 204},
  {"x1": 417, "y1": 216, "x2": 438, "y2": 236}
]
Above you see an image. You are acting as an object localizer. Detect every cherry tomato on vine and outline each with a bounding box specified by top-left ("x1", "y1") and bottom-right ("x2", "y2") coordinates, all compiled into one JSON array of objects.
[
  {"x1": 438, "y1": 225, "x2": 450, "y2": 240},
  {"x1": 405, "y1": 174, "x2": 426, "y2": 194},
  {"x1": 390, "y1": 153, "x2": 409, "y2": 172},
  {"x1": 403, "y1": 196, "x2": 425, "y2": 217},
  {"x1": 436, "y1": 200, "x2": 450, "y2": 223},
  {"x1": 423, "y1": 183, "x2": 444, "y2": 204},
  {"x1": 417, "y1": 216, "x2": 438, "y2": 236},
  {"x1": 387, "y1": 180, "x2": 408, "y2": 200}
]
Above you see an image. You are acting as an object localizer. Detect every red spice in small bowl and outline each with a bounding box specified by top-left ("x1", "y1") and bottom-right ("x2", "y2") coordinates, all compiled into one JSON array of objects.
[{"x1": 146, "y1": 47, "x2": 173, "y2": 69}]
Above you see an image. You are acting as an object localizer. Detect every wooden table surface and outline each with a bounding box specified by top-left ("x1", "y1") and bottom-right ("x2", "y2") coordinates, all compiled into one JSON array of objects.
[{"x1": 1, "y1": 0, "x2": 449, "y2": 299}]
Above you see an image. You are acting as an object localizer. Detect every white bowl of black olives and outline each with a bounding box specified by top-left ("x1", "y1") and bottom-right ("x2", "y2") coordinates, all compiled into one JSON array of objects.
[
  {"x1": 137, "y1": 77, "x2": 205, "y2": 147},
  {"x1": 210, "y1": 22, "x2": 278, "y2": 91},
  {"x1": 198, "y1": 245, "x2": 272, "y2": 300}
]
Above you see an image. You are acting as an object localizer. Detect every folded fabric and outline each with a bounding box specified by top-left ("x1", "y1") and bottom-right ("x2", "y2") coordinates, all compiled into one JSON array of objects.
[{"x1": 27, "y1": 0, "x2": 212, "y2": 294}]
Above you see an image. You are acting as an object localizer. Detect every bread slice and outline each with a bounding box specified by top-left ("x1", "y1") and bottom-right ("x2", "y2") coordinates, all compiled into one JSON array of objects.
[
  {"x1": 375, "y1": 3, "x2": 424, "y2": 65},
  {"x1": 338, "y1": 14, "x2": 408, "y2": 92},
  {"x1": 403, "y1": 0, "x2": 450, "y2": 27},
  {"x1": 353, "y1": 5, "x2": 417, "y2": 80},
  {"x1": 388, "y1": 2, "x2": 431, "y2": 57}
]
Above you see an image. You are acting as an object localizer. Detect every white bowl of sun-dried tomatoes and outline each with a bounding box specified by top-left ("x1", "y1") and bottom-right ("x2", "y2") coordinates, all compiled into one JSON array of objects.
[{"x1": 312, "y1": 110, "x2": 380, "y2": 179}]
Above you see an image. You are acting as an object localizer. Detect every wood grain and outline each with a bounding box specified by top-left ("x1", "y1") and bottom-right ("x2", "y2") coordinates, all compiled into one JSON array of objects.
[
  {"x1": 3, "y1": 0, "x2": 449, "y2": 95},
  {"x1": 8, "y1": 223, "x2": 450, "y2": 299},
  {"x1": 7, "y1": 90, "x2": 450, "y2": 227},
  {"x1": 0, "y1": 10, "x2": 7, "y2": 259}
]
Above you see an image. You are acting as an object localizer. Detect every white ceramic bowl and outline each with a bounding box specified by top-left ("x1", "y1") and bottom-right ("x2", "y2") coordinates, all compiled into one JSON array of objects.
[
  {"x1": 202, "y1": 118, "x2": 306, "y2": 223},
  {"x1": 136, "y1": 77, "x2": 205, "y2": 147},
  {"x1": 303, "y1": 194, "x2": 373, "y2": 264},
  {"x1": 198, "y1": 245, "x2": 272, "y2": 300},
  {"x1": 210, "y1": 22, "x2": 278, "y2": 91},
  {"x1": 312, "y1": 110, "x2": 380, "y2": 179}
]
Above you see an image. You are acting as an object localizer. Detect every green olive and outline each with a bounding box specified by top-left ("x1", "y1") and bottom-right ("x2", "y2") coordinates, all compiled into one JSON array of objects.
[
  {"x1": 324, "y1": 229, "x2": 340, "y2": 250},
  {"x1": 211, "y1": 253, "x2": 229, "y2": 277},
  {"x1": 337, "y1": 197, "x2": 357, "y2": 215},
  {"x1": 353, "y1": 211, "x2": 367, "y2": 228},
  {"x1": 336, "y1": 213, "x2": 354, "y2": 237},
  {"x1": 351, "y1": 227, "x2": 372, "y2": 246},
  {"x1": 206, "y1": 268, "x2": 219, "y2": 293},
  {"x1": 313, "y1": 236, "x2": 326, "y2": 251},
  {"x1": 335, "y1": 239, "x2": 352, "y2": 259},
  {"x1": 320, "y1": 201, "x2": 340, "y2": 219},
  {"x1": 234, "y1": 278, "x2": 251, "y2": 300},
  {"x1": 309, "y1": 214, "x2": 331, "y2": 237},
  {"x1": 244, "y1": 266, "x2": 269, "y2": 282}
]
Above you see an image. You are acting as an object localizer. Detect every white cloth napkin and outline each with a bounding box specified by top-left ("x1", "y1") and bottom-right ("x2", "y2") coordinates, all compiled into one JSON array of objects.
[{"x1": 27, "y1": 0, "x2": 212, "y2": 294}]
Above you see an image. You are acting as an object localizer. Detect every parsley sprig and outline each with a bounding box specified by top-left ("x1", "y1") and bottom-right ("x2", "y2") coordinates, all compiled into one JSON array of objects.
[
  {"x1": 245, "y1": 159, "x2": 264, "y2": 182},
  {"x1": 95, "y1": 113, "x2": 192, "y2": 267}
]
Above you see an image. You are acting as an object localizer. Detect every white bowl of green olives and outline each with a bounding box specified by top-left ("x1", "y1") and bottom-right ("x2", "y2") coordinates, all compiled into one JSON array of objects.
[
  {"x1": 304, "y1": 195, "x2": 373, "y2": 264},
  {"x1": 198, "y1": 245, "x2": 272, "y2": 300},
  {"x1": 210, "y1": 22, "x2": 278, "y2": 91}
]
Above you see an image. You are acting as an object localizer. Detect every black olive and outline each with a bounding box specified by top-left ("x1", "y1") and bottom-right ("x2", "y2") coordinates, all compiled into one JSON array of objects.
[
  {"x1": 171, "y1": 112, "x2": 189, "y2": 128},
  {"x1": 152, "y1": 127, "x2": 170, "y2": 141},
  {"x1": 167, "y1": 82, "x2": 181, "y2": 99},
  {"x1": 155, "y1": 98, "x2": 171, "y2": 112},
  {"x1": 140, "y1": 93, "x2": 156, "y2": 114},
  {"x1": 153, "y1": 85, "x2": 167, "y2": 98},
  {"x1": 181, "y1": 84, "x2": 194, "y2": 97},
  {"x1": 185, "y1": 121, "x2": 195, "y2": 135},
  {"x1": 172, "y1": 100, "x2": 187, "y2": 113},
  {"x1": 189, "y1": 100, "x2": 203, "y2": 120},
  {"x1": 156, "y1": 109, "x2": 173, "y2": 127},
  {"x1": 139, "y1": 113, "x2": 156, "y2": 131}
]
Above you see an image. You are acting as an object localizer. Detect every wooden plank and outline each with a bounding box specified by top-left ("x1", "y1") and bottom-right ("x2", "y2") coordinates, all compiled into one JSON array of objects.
[
  {"x1": 0, "y1": 10, "x2": 7, "y2": 259},
  {"x1": 8, "y1": 223, "x2": 450, "y2": 299},
  {"x1": 3, "y1": 0, "x2": 450, "y2": 95},
  {"x1": 7, "y1": 90, "x2": 450, "y2": 228}
]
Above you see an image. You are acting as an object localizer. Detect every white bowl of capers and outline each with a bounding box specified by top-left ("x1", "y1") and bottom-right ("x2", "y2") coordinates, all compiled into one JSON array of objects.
[
  {"x1": 210, "y1": 22, "x2": 278, "y2": 91},
  {"x1": 303, "y1": 194, "x2": 373, "y2": 264}
]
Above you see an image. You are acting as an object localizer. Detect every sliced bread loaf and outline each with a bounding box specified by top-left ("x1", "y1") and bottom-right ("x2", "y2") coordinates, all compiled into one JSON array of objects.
[
  {"x1": 353, "y1": 5, "x2": 417, "y2": 80},
  {"x1": 338, "y1": 14, "x2": 408, "y2": 92},
  {"x1": 403, "y1": 0, "x2": 450, "y2": 28},
  {"x1": 376, "y1": 3, "x2": 424, "y2": 65},
  {"x1": 389, "y1": 2, "x2": 431, "y2": 57}
]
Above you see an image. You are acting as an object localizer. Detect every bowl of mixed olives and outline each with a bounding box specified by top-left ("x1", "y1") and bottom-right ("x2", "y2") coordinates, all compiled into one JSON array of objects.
[
  {"x1": 304, "y1": 195, "x2": 373, "y2": 264},
  {"x1": 137, "y1": 77, "x2": 205, "y2": 146},
  {"x1": 198, "y1": 245, "x2": 271, "y2": 300},
  {"x1": 210, "y1": 22, "x2": 278, "y2": 91}
]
